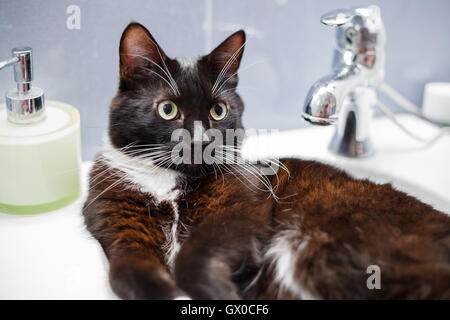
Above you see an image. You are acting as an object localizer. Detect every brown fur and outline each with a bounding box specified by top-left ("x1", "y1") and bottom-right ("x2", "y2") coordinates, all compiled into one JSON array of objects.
[
  {"x1": 83, "y1": 22, "x2": 450, "y2": 300},
  {"x1": 83, "y1": 158, "x2": 450, "y2": 299}
]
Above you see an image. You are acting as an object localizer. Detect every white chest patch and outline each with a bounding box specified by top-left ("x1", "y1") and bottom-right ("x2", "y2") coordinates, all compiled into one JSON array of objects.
[
  {"x1": 101, "y1": 137, "x2": 184, "y2": 268},
  {"x1": 101, "y1": 138, "x2": 181, "y2": 202}
]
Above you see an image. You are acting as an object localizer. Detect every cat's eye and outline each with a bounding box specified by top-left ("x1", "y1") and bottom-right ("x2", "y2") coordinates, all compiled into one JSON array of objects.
[
  {"x1": 157, "y1": 100, "x2": 178, "y2": 120},
  {"x1": 210, "y1": 102, "x2": 227, "y2": 121}
]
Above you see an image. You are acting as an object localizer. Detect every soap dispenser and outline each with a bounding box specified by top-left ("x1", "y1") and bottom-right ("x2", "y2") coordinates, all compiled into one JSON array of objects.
[{"x1": 0, "y1": 47, "x2": 81, "y2": 214}]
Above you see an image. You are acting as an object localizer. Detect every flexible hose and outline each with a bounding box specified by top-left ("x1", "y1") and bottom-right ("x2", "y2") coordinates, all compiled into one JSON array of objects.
[
  {"x1": 379, "y1": 82, "x2": 423, "y2": 116},
  {"x1": 376, "y1": 82, "x2": 450, "y2": 145},
  {"x1": 375, "y1": 101, "x2": 450, "y2": 145}
]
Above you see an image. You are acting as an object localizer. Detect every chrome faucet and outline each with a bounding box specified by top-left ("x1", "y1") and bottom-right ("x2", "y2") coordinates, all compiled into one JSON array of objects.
[{"x1": 302, "y1": 5, "x2": 386, "y2": 157}]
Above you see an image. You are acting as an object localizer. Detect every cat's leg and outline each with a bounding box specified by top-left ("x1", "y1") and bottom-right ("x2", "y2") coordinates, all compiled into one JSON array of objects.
[
  {"x1": 83, "y1": 199, "x2": 187, "y2": 300},
  {"x1": 109, "y1": 250, "x2": 188, "y2": 300},
  {"x1": 174, "y1": 213, "x2": 270, "y2": 299}
]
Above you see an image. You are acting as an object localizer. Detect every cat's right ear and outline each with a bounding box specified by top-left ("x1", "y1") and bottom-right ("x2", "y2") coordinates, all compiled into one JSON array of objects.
[
  {"x1": 119, "y1": 22, "x2": 168, "y2": 83},
  {"x1": 204, "y1": 30, "x2": 246, "y2": 78}
]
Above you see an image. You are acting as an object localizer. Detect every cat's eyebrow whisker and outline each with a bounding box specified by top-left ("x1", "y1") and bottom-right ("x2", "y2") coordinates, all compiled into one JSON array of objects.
[
  {"x1": 160, "y1": 58, "x2": 180, "y2": 97},
  {"x1": 121, "y1": 53, "x2": 168, "y2": 78},
  {"x1": 215, "y1": 88, "x2": 236, "y2": 97},
  {"x1": 213, "y1": 60, "x2": 265, "y2": 98},
  {"x1": 215, "y1": 85, "x2": 260, "y2": 98},
  {"x1": 121, "y1": 53, "x2": 179, "y2": 96},
  {"x1": 144, "y1": 40, "x2": 180, "y2": 96},
  {"x1": 211, "y1": 41, "x2": 247, "y2": 96},
  {"x1": 138, "y1": 66, "x2": 178, "y2": 96}
]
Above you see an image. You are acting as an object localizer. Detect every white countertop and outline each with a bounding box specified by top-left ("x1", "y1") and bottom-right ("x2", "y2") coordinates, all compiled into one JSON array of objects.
[
  {"x1": 1, "y1": 113, "x2": 449, "y2": 299},
  {"x1": 0, "y1": 161, "x2": 115, "y2": 299}
]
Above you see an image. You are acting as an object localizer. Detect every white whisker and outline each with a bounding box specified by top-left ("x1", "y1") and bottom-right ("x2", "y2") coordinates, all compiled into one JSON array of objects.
[
  {"x1": 138, "y1": 66, "x2": 178, "y2": 95},
  {"x1": 211, "y1": 41, "x2": 247, "y2": 95},
  {"x1": 121, "y1": 53, "x2": 179, "y2": 95},
  {"x1": 213, "y1": 60, "x2": 265, "y2": 98}
]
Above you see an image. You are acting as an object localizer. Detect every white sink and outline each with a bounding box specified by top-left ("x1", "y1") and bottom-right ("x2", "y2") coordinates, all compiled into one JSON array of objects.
[
  {"x1": 243, "y1": 113, "x2": 450, "y2": 214},
  {"x1": 0, "y1": 113, "x2": 448, "y2": 299}
]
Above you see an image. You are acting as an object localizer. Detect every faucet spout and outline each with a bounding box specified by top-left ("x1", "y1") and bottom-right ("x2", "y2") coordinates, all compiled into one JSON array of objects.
[{"x1": 303, "y1": 65, "x2": 365, "y2": 125}]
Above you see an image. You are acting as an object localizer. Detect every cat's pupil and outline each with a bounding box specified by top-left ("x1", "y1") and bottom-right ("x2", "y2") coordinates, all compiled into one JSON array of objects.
[
  {"x1": 163, "y1": 103, "x2": 173, "y2": 115},
  {"x1": 214, "y1": 104, "x2": 223, "y2": 116}
]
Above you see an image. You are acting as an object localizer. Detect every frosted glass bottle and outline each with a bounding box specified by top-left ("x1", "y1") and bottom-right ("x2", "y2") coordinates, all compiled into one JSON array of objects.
[{"x1": 0, "y1": 100, "x2": 81, "y2": 214}]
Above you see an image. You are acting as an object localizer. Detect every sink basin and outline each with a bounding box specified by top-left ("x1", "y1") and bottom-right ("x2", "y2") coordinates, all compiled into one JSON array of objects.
[
  {"x1": 242, "y1": 113, "x2": 450, "y2": 214},
  {"x1": 0, "y1": 113, "x2": 448, "y2": 299}
]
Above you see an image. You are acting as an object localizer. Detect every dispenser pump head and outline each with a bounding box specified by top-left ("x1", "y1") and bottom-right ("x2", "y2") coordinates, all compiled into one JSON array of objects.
[{"x1": 0, "y1": 47, "x2": 45, "y2": 124}]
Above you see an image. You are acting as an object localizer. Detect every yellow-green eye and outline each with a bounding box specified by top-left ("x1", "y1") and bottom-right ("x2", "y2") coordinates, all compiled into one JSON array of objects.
[
  {"x1": 158, "y1": 100, "x2": 178, "y2": 120},
  {"x1": 210, "y1": 102, "x2": 227, "y2": 121}
]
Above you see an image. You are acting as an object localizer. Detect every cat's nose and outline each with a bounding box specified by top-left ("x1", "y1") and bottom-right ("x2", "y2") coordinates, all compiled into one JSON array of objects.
[{"x1": 191, "y1": 141, "x2": 210, "y2": 146}]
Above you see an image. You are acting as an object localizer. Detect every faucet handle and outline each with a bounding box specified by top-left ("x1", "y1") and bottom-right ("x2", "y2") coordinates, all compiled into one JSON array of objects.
[
  {"x1": 320, "y1": 9, "x2": 355, "y2": 27},
  {"x1": 320, "y1": 6, "x2": 381, "y2": 27}
]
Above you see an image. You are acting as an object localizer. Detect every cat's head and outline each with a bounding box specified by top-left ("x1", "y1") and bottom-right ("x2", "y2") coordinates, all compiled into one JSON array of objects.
[{"x1": 109, "y1": 22, "x2": 246, "y2": 177}]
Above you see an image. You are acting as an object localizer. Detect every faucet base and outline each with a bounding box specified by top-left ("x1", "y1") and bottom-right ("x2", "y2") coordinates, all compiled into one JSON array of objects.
[
  {"x1": 329, "y1": 132, "x2": 373, "y2": 157},
  {"x1": 328, "y1": 108, "x2": 373, "y2": 157}
]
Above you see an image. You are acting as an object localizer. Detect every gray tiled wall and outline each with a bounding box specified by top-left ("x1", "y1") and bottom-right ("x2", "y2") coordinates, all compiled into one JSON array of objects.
[{"x1": 1, "y1": 0, "x2": 449, "y2": 160}]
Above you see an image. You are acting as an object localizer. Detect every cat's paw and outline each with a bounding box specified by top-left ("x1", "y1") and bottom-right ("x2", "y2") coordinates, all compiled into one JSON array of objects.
[{"x1": 175, "y1": 255, "x2": 241, "y2": 300}]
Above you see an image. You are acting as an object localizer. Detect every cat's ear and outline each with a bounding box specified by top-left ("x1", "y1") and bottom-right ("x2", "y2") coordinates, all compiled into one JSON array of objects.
[
  {"x1": 119, "y1": 22, "x2": 169, "y2": 81},
  {"x1": 205, "y1": 30, "x2": 246, "y2": 77}
]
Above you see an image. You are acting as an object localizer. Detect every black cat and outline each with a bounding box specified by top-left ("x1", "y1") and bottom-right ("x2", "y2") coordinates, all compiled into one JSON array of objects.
[{"x1": 83, "y1": 23, "x2": 450, "y2": 300}]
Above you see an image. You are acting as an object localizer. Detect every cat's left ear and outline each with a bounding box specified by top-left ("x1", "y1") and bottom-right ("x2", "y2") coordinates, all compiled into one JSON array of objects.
[{"x1": 204, "y1": 30, "x2": 246, "y2": 78}]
